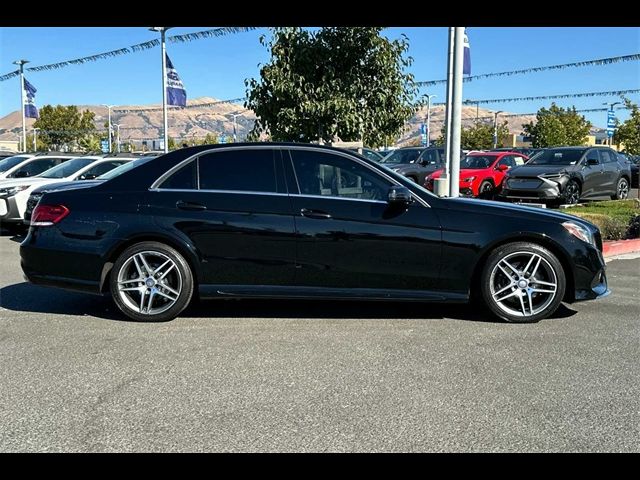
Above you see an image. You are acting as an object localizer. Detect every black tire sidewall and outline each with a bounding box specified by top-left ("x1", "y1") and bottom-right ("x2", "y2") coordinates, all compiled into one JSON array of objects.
[
  {"x1": 480, "y1": 242, "x2": 566, "y2": 323},
  {"x1": 110, "y1": 241, "x2": 194, "y2": 322}
]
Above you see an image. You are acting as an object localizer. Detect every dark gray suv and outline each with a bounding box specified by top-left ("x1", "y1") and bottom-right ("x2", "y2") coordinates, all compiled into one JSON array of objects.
[
  {"x1": 378, "y1": 146, "x2": 462, "y2": 184},
  {"x1": 500, "y1": 146, "x2": 632, "y2": 205}
]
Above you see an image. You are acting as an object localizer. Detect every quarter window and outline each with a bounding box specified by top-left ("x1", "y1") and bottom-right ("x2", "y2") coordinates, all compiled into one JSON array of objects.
[
  {"x1": 160, "y1": 160, "x2": 197, "y2": 189},
  {"x1": 290, "y1": 150, "x2": 390, "y2": 201}
]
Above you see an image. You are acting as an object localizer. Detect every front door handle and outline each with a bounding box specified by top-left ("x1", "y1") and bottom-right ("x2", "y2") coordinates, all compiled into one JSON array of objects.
[
  {"x1": 300, "y1": 208, "x2": 332, "y2": 219},
  {"x1": 176, "y1": 200, "x2": 207, "y2": 211}
]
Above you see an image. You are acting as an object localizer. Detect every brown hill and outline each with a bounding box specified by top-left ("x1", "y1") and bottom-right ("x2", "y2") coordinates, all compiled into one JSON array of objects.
[{"x1": 0, "y1": 99, "x2": 536, "y2": 146}]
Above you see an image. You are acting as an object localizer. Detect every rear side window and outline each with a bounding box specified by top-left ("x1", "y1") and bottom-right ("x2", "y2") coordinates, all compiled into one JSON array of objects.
[
  {"x1": 198, "y1": 149, "x2": 277, "y2": 193},
  {"x1": 9, "y1": 158, "x2": 59, "y2": 177},
  {"x1": 600, "y1": 150, "x2": 617, "y2": 163},
  {"x1": 160, "y1": 160, "x2": 197, "y2": 189}
]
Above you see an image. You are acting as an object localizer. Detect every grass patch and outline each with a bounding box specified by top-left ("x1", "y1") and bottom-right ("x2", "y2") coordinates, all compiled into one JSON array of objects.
[{"x1": 565, "y1": 199, "x2": 640, "y2": 240}]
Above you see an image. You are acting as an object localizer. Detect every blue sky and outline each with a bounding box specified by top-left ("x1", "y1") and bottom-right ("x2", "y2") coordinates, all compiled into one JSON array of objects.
[{"x1": 1, "y1": 27, "x2": 638, "y2": 128}]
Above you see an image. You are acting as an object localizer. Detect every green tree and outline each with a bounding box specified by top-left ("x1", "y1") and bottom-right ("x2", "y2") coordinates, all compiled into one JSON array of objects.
[
  {"x1": 245, "y1": 27, "x2": 421, "y2": 148},
  {"x1": 436, "y1": 121, "x2": 510, "y2": 150},
  {"x1": 613, "y1": 98, "x2": 640, "y2": 155},
  {"x1": 25, "y1": 133, "x2": 47, "y2": 152},
  {"x1": 523, "y1": 103, "x2": 591, "y2": 147},
  {"x1": 168, "y1": 136, "x2": 177, "y2": 151},
  {"x1": 203, "y1": 132, "x2": 219, "y2": 145},
  {"x1": 33, "y1": 105, "x2": 97, "y2": 150},
  {"x1": 77, "y1": 134, "x2": 101, "y2": 153}
]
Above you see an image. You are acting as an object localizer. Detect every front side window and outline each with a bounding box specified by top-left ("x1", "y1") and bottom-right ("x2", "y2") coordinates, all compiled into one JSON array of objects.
[
  {"x1": 584, "y1": 149, "x2": 600, "y2": 164},
  {"x1": 77, "y1": 161, "x2": 128, "y2": 180},
  {"x1": 420, "y1": 149, "x2": 439, "y2": 165},
  {"x1": 38, "y1": 157, "x2": 94, "y2": 179},
  {"x1": 290, "y1": 150, "x2": 390, "y2": 201}
]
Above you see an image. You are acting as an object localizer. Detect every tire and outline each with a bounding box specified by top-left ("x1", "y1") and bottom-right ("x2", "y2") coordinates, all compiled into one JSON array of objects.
[
  {"x1": 563, "y1": 179, "x2": 581, "y2": 205},
  {"x1": 478, "y1": 180, "x2": 495, "y2": 199},
  {"x1": 611, "y1": 177, "x2": 629, "y2": 200},
  {"x1": 110, "y1": 241, "x2": 194, "y2": 322},
  {"x1": 480, "y1": 242, "x2": 566, "y2": 323}
]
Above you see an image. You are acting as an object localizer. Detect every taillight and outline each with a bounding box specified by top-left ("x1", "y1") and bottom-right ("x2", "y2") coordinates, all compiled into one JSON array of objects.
[{"x1": 31, "y1": 204, "x2": 70, "y2": 226}]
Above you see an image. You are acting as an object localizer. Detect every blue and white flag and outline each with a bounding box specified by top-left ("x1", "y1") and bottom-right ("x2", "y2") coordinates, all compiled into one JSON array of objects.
[
  {"x1": 166, "y1": 54, "x2": 187, "y2": 107},
  {"x1": 24, "y1": 78, "x2": 39, "y2": 119},
  {"x1": 463, "y1": 28, "x2": 471, "y2": 76}
]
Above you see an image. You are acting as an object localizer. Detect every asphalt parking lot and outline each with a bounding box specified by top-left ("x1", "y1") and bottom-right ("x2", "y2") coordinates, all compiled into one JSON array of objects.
[{"x1": 0, "y1": 232, "x2": 638, "y2": 452}]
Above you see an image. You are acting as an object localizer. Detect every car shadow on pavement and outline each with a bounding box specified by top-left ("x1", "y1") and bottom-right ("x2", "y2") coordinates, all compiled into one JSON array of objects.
[{"x1": 0, "y1": 281, "x2": 578, "y2": 324}]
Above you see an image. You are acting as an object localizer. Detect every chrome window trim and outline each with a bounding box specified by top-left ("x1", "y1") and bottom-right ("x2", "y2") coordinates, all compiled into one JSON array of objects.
[
  {"x1": 148, "y1": 144, "x2": 431, "y2": 208},
  {"x1": 149, "y1": 188, "x2": 290, "y2": 197}
]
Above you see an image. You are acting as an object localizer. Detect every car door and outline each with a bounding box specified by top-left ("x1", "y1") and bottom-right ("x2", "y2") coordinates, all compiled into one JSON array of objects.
[
  {"x1": 285, "y1": 147, "x2": 442, "y2": 292},
  {"x1": 148, "y1": 147, "x2": 297, "y2": 286},
  {"x1": 581, "y1": 149, "x2": 604, "y2": 197},
  {"x1": 599, "y1": 149, "x2": 622, "y2": 195}
]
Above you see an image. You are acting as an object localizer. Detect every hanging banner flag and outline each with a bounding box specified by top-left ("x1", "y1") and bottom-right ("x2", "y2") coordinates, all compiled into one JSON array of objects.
[
  {"x1": 463, "y1": 28, "x2": 471, "y2": 76},
  {"x1": 166, "y1": 54, "x2": 187, "y2": 107},
  {"x1": 24, "y1": 78, "x2": 39, "y2": 119}
]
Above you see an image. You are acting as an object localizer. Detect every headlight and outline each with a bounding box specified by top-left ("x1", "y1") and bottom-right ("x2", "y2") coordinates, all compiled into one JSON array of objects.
[
  {"x1": 462, "y1": 176, "x2": 476, "y2": 182},
  {"x1": 0, "y1": 185, "x2": 30, "y2": 196},
  {"x1": 562, "y1": 221, "x2": 595, "y2": 245}
]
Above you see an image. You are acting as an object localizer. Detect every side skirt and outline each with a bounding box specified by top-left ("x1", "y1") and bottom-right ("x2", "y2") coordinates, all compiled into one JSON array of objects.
[{"x1": 198, "y1": 285, "x2": 468, "y2": 303}]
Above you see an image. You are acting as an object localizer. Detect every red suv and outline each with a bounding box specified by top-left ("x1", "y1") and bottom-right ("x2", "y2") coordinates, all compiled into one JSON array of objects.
[{"x1": 424, "y1": 151, "x2": 529, "y2": 198}]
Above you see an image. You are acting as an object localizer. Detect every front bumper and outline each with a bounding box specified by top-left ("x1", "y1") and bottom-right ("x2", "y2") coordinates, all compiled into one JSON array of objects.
[
  {"x1": 568, "y1": 236, "x2": 610, "y2": 303},
  {"x1": 0, "y1": 195, "x2": 23, "y2": 223}
]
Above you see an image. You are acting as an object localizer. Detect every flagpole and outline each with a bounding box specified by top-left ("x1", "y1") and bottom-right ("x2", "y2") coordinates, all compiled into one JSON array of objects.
[
  {"x1": 441, "y1": 29, "x2": 454, "y2": 197},
  {"x1": 13, "y1": 59, "x2": 29, "y2": 153},
  {"x1": 150, "y1": 27, "x2": 170, "y2": 153}
]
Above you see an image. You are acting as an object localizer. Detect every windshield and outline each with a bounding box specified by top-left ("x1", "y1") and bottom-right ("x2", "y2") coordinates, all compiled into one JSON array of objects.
[
  {"x1": 460, "y1": 155, "x2": 495, "y2": 169},
  {"x1": 38, "y1": 157, "x2": 96, "y2": 179},
  {"x1": 527, "y1": 149, "x2": 586, "y2": 166},
  {"x1": 97, "y1": 156, "x2": 154, "y2": 179},
  {"x1": 379, "y1": 149, "x2": 423, "y2": 165},
  {"x1": 0, "y1": 155, "x2": 31, "y2": 173}
]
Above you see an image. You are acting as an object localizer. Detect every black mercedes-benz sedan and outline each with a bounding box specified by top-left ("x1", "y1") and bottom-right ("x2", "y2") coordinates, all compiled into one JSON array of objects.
[{"x1": 20, "y1": 143, "x2": 609, "y2": 323}]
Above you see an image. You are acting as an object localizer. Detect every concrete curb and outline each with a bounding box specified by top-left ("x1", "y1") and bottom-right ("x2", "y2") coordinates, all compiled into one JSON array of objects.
[{"x1": 603, "y1": 238, "x2": 640, "y2": 258}]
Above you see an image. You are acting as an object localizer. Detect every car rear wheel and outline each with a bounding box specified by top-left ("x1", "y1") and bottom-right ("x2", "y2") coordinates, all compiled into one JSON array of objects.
[
  {"x1": 563, "y1": 180, "x2": 581, "y2": 205},
  {"x1": 480, "y1": 242, "x2": 566, "y2": 323},
  {"x1": 110, "y1": 241, "x2": 194, "y2": 322},
  {"x1": 611, "y1": 177, "x2": 629, "y2": 200}
]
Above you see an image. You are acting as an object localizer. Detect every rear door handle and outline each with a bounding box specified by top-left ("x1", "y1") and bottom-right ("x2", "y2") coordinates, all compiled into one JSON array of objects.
[
  {"x1": 176, "y1": 200, "x2": 207, "y2": 211},
  {"x1": 300, "y1": 208, "x2": 332, "y2": 219}
]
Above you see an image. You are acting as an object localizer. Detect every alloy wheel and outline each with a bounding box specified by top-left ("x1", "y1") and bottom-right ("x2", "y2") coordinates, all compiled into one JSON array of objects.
[
  {"x1": 116, "y1": 251, "x2": 183, "y2": 316},
  {"x1": 489, "y1": 251, "x2": 558, "y2": 318},
  {"x1": 565, "y1": 182, "x2": 580, "y2": 204},
  {"x1": 618, "y1": 179, "x2": 629, "y2": 199}
]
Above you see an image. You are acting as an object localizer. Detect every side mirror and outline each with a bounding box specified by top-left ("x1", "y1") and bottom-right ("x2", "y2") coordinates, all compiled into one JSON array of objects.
[
  {"x1": 587, "y1": 158, "x2": 599, "y2": 166},
  {"x1": 80, "y1": 173, "x2": 97, "y2": 180},
  {"x1": 497, "y1": 164, "x2": 509, "y2": 171},
  {"x1": 388, "y1": 186, "x2": 413, "y2": 205}
]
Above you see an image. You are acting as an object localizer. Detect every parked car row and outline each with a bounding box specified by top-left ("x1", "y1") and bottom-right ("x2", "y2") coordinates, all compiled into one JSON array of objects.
[
  {"x1": 0, "y1": 152, "x2": 154, "y2": 228},
  {"x1": 377, "y1": 145, "x2": 632, "y2": 206}
]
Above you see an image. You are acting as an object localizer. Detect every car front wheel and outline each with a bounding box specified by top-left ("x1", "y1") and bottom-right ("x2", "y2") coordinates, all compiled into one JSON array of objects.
[
  {"x1": 110, "y1": 241, "x2": 194, "y2": 322},
  {"x1": 480, "y1": 242, "x2": 566, "y2": 323}
]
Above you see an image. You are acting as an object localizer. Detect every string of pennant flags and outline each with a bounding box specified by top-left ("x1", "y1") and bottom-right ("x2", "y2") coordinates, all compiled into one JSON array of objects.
[{"x1": 416, "y1": 53, "x2": 640, "y2": 87}]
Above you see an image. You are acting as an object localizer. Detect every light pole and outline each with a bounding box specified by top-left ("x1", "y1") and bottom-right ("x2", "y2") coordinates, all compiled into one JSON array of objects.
[
  {"x1": 493, "y1": 110, "x2": 504, "y2": 149},
  {"x1": 13, "y1": 59, "x2": 29, "y2": 153},
  {"x1": 101, "y1": 104, "x2": 114, "y2": 153},
  {"x1": 149, "y1": 27, "x2": 171, "y2": 153},
  {"x1": 425, "y1": 94, "x2": 437, "y2": 147},
  {"x1": 232, "y1": 114, "x2": 238, "y2": 142},
  {"x1": 603, "y1": 102, "x2": 621, "y2": 147},
  {"x1": 113, "y1": 124, "x2": 121, "y2": 153},
  {"x1": 32, "y1": 127, "x2": 39, "y2": 152},
  {"x1": 448, "y1": 27, "x2": 465, "y2": 198}
]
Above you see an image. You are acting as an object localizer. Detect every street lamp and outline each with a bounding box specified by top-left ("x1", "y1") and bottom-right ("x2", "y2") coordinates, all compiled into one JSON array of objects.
[
  {"x1": 149, "y1": 27, "x2": 172, "y2": 154},
  {"x1": 493, "y1": 110, "x2": 504, "y2": 149},
  {"x1": 101, "y1": 104, "x2": 114, "y2": 153},
  {"x1": 425, "y1": 94, "x2": 437, "y2": 147},
  {"x1": 13, "y1": 59, "x2": 30, "y2": 152},
  {"x1": 603, "y1": 102, "x2": 622, "y2": 147},
  {"x1": 232, "y1": 114, "x2": 239, "y2": 142}
]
